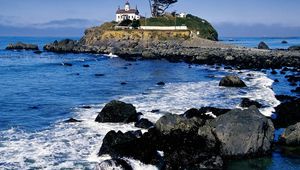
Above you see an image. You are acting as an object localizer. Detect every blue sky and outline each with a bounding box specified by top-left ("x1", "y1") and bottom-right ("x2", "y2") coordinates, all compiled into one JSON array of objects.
[{"x1": 0, "y1": 0, "x2": 300, "y2": 37}]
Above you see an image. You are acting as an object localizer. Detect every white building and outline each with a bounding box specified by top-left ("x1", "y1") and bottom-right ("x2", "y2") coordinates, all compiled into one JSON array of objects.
[
  {"x1": 116, "y1": 1, "x2": 140, "y2": 22},
  {"x1": 178, "y1": 12, "x2": 187, "y2": 18}
]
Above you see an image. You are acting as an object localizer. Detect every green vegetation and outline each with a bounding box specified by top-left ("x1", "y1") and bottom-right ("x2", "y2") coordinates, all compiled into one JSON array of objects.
[{"x1": 140, "y1": 14, "x2": 218, "y2": 41}]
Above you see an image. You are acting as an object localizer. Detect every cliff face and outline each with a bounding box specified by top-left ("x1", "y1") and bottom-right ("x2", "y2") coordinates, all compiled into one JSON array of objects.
[{"x1": 82, "y1": 27, "x2": 190, "y2": 46}]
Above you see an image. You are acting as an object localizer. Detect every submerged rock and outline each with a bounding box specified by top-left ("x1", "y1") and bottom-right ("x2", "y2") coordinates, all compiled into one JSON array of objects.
[
  {"x1": 209, "y1": 106, "x2": 274, "y2": 157},
  {"x1": 258, "y1": 42, "x2": 270, "y2": 50},
  {"x1": 273, "y1": 98, "x2": 300, "y2": 128},
  {"x1": 96, "y1": 158, "x2": 133, "y2": 170},
  {"x1": 95, "y1": 100, "x2": 139, "y2": 123},
  {"x1": 280, "y1": 122, "x2": 300, "y2": 146},
  {"x1": 64, "y1": 118, "x2": 82, "y2": 123},
  {"x1": 281, "y1": 40, "x2": 288, "y2": 44},
  {"x1": 219, "y1": 75, "x2": 247, "y2": 87},
  {"x1": 6, "y1": 42, "x2": 39, "y2": 51},
  {"x1": 240, "y1": 98, "x2": 263, "y2": 108}
]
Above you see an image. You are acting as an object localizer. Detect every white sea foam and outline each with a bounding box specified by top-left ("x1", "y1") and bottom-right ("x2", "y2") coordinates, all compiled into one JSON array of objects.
[{"x1": 0, "y1": 66, "x2": 280, "y2": 169}]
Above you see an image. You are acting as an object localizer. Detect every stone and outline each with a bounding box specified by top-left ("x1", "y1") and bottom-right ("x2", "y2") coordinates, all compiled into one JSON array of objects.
[
  {"x1": 281, "y1": 40, "x2": 288, "y2": 44},
  {"x1": 258, "y1": 42, "x2": 270, "y2": 50},
  {"x1": 240, "y1": 98, "x2": 263, "y2": 108},
  {"x1": 280, "y1": 122, "x2": 300, "y2": 146},
  {"x1": 157, "y1": 82, "x2": 165, "y2": 86},
  {"x1": 209, "y1": 106, "x2": 275, "y2": 157},
  {"x1": 95, "y1": 100, "x2": 139, "y2": 123},
  {"x1": 64, "y1": 118, "x2": 82, "y2": 123},
  {"x1": 135, "y1": 118, "x2": 154, "y2": 129},
  {"x1": 273, "y1": 98, "x2": 300, "y2": 128},
  {"x1": 288, "y1": 45, "x2": 300, "y2": 51},
  {"x1": 219, "y1": 75, "x2": 247, "y2": 87}
]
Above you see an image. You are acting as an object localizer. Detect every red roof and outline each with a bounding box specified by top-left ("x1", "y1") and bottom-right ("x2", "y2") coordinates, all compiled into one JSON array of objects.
[{"x1": 116, "y1": 9, "x2": 139, "y2": 15}]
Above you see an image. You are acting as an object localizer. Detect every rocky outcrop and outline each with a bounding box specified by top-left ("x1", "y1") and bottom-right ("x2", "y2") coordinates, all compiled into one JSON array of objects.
[
  {"x1": 95, "y1": 100, "x2": 139, "y2": 123},
  {"x1": 280, "y1": 122, "x2": 300, "y2": 146},
  {"x1": 183, "y1": 107, "x2": 230, "y2": 119},
  {"x1": 6, "y1": 42, "x2": 39, "y2": 51},
  {"x1": 43, "y1": 39, "x2": 81, "y2": 53},
  {"x1": 258, "y1": 41, "x2": 270, "y2": 50},
  {"x1": 273, "y1": 98, "x2": 300, "y2": 128},
  {"x1": 219, "y1": 75, "x2": 247, "y2": 87},
  {"x1": 209, "y1": 106, "x2": 275, "y2": 157}
]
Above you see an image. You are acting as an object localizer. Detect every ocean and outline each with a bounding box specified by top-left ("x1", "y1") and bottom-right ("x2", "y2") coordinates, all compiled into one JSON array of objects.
[{"x1": 0, "y1": 36, "x2": 299, "y2": 169}]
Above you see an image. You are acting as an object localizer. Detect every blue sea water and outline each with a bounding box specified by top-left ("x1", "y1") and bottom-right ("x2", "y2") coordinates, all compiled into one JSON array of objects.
[
  {"x1": 221, "y1": 37, "x2": 300, "y2": 49},
  {"x1": 0, "y1": 36, "x2": 299, "y2": 169}
]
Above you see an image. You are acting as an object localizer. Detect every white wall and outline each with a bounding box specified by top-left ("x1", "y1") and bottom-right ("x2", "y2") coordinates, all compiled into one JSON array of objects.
[{"x1": 140, "y1": 26, "x2": 188, "y2": 30}]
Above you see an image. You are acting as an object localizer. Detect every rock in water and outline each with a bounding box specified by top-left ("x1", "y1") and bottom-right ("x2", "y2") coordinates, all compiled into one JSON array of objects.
[
  {"x1": 98, "y1": 130, "x2": 161, "y2": 165},
  {"x1": 96, "y1": 159, "x2": 133, "y2": 170},
  {"x1": 280, "y1": 122, "x2": 300, "y2": 146},
  {"x1": 135, "y1": 118, "x2": 154, "y2": 129},
  {"x1": 95, "y1": 100, "x2": 139, "y2": 123},
  {"x1": 64, "y1": 118, "x2": 82, "y2": 123},
  {"x1": 6, "y1": 42, "x2": 39, "y2": 51},
  {"x1": 288, "y1": 45, "x2": 300, "y2": 51},
  {"x1": 281, "y1": 40, "x2": 288, "y2": 44},
  {"x1": 240, "y1": 98, "x2": 263, "y2": 108},
  {"x1": 209, "y1": 106, "x2": 274, "y2": 157},
  {"x1": 219, "y1": 75, "x2": 247, "y2": 87},
  {"x1": 155, "y1": 113, "x2": 204, "y2": 135},
  {"x1": 273, "y1": 98, "x2": 300, "y2": 128},
  {"x1": 258, "y1": 41, "x2": 270, "y2": 50}
]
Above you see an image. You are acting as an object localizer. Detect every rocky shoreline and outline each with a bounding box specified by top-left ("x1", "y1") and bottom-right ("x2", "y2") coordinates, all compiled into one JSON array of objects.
[{"x1": 41, "y1": 37, "x2": 300, "y2": 70}]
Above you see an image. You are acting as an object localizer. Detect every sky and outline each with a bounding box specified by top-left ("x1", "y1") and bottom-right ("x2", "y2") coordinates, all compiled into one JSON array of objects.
[{"x1": 0, "y1": 0, "x2": 300, "y2": 37}]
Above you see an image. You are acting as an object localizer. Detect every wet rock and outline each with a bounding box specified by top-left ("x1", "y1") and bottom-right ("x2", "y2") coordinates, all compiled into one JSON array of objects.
[
  {"x1": 273, "y1": 98, "x2": 300, "y2": 128},
  {"x1": 274, "y1": 79, "x2": 279, "y2": 83},
  {"x1": 183, "y1": 108, "x2": 218, "y2": 120},
  {"x1": 209, "y1": 106, "x2": 274, "y2": 157},
  {"x1": 275, "y1": 95, "x2": 297, "y2": 103},
  {"x1": 62, "y1": 63, "x2": 72, "y2": 66},
  {"x1": 280, "y1": 122, "x2": 300, "y2": 146},
  {"x1": 95, "y1": 73, "x2": 105, "y2": 77},
  {"x1": 135, "y1": 118, "x2": 154, "y2": 129},
  {"x1": 157, "y1": 82, "x2": 165, "y2": 86},
  {"x1": 151, "y1": 109, "x2": 160, "y2": 113},
  {"x1": 96, "y1": 158, "x2": 133, "y2": 170},
  {"x1": 286, "y1": 75, "x2": 300, "y2": 82},
  {"x1": 258, "y1": 42, "x2": 270, "y2": 50},
  {"x1": 95, "y1": 100, "x2": 139, "y2": 123},
  {"x1": 271, "y1": 69, "x2": 277, "y2": 74},
  {"x1": 281, "y1": 40, "x2": 288, "y2": 44},
  {"x1": 219, "y1": 75, "x2": 247, "y2": 87},
  {"x1": 288, "y1": 45, "x2": 300, "y2": 51},
  {"x1": 155, "y1": 113, "x2": 204, "y2": 135},
  {"x1": 240, "y1": 98, "x2": 263, "y2": 108},
  {"x1": 81, "y1": 105, "x2": 92, "y2": 109},
  {"x1": 43, "y1": 39, "x2": 79, "y2": 53},
  {"x1": 291, "y1": 87, "x2": 300, "y2": 93},
  {"x1": 120, "y1": 82, "x2": 127, "y2": 85},
  {"x1": 98, "y1": 130, "x2": 161, "y2": 165},
  {"x1": 83, "y1": 64, "x2": 90, "y2": 67},
  {"x1": 6, "y1": 42, "x2": 39, "y2": 51},
  {"x1": 64, "y1": 118, "x2": 82, "y2": 123}
]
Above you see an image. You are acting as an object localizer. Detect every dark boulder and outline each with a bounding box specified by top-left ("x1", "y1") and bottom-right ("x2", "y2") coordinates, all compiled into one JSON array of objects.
[
  {"x1": 183, "y1": 107, "x2": 230, "y2": 120},
  {"x1": 288, "y1": 45, "x2": 300, "y2": 51},
  {"x1": 155, "y1": 113, "x2": 204, "y2": 135},
  {"x1": 6, "y1": 42, "x2": 39, "y2": 51},
  {"x1": 279, "y1": 122, "x2": 300, "y2": 146},
  {"x1": 64, "y1": 118, "x2": 82, "y2": 123},
  {"x1": 95, "y1": 73, "x2": 105, "y2": 77},
  {"x1": 98, "y1": 130, "x2": 161, "y2": 165},
  {"x1": 96, "y1": 158, "x2": 132, "y2": 170},
  {"x1": 43, "y1": 39, "x2": 78, "y2": 53},
  {"x1": 240, "y1": 98, "x2": 263, "y2": 108},
  {"x1": 157, "y1": 81, "x2": 165, "y2": 86},
  {"x1": 219, "y1": 75, "x2": 247, "y2": 87},
  {"x1": 273, "y1": 98, "x2": 300, "y2": 128},
  {"x1": 275, "y1": 95, "x2": 297, "y2": 103},
  {"x1": 209, "y1": 106, "x2": 275, "y2": 157},
  {"x1": 291, "y1": 87, "x2": 300, "y2": 93},
  {"x1": 258, "y1": 42, "x2": 270, "y2": 50},
  {"x1": 95, "y1": 100, "x2": 139, "y2": 123},
  {"x1": 135, "y1": 118, "x2": 154, "y2": 129},
  {"x1": 62, "y1": 63, "x2": 72, "y2": 66},
  {"x1": 281, "y1": 40, "x2": 288, "y2": 44},
  {"x1": 83, "y1": 64, "x2": 90, "y2": 67}
]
